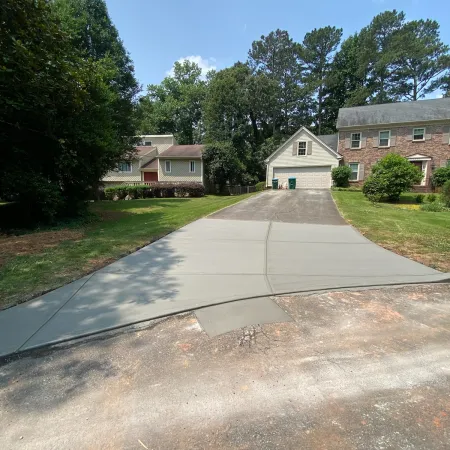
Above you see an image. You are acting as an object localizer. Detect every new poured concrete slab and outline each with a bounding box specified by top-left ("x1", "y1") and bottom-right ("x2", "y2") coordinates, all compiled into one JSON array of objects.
[
  {"x1": 0, "y1": 276, "x2": 91, "y2": 357},
  {"x1": 195, "y1": 297, "x2": 292, "y2": 337},
  {"x1": 21, "y1": 273, "x2": 270, "y2": 351}
]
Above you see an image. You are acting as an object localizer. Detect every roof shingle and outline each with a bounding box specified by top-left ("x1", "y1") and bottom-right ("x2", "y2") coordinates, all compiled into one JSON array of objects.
[
  {"x1": 158, "y1": 145, "x2": 204, "y2": 158},
  {"x1": 337, "y1": 98, "x2": 450, "y2": 128}
]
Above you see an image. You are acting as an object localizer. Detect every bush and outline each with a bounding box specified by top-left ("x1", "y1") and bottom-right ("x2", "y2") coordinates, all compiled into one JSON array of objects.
[
  {"x1": 362, "y1": 176, "x2": 386, "y2": 203},
  {"x1": 420, "y1": 202, "x2": 449, "y2": 212},
  {"x1": 331, "y1": 166, "x2": 352, "y2": 187},
  {"x1": 365, "y1": 153, "x2": 423, "y2": 201},
  {"x1": 431, "y1": 166, "x2": 450, "y2": 187},
  {"x1": 426, "y1": 193, "x2": 437, "y2": 203},
  {"x1": 415, "y1": 194, "x2": 424, "y2": 204},
  {"x1": 104, "y1": 183, "x2": 205, "y2": 200},
  {"x1": 442, "y1": 180, "x2": 450, "y2": 207},
  {"x1": 255, "y1": 181, "x2": 265, "y2": 192}
]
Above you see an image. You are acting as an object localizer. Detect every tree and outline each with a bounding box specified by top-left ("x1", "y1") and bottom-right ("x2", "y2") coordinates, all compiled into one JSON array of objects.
[
  {"x1": 358, "y1": 10, "x2": 406, "y2": 104},
  {"x1": 202, "y1": 142, "x2": 245, "y2": 192},
  {"x1": 431, "y1": 166, "x2": 450, "y2": 187},
  {"x1": 0, "y1": 0, "x2": 137, "y2": 225},
  {"x1": 248, "y1": 29, "x2": 309, "y2": 137},
  {"x1": 300, "y1": 26, "x2": 343, "y2": 134},
  {"x1": 53, "y1": 0, "x2": 139, "y2": 146},
  {"x1": 391, "y1": 19, "x2": 450, "y2": 100},
  {"x1": 363, "y1": 154, "x2": 423, "y2": 201},
  {"x1": 138, "y1": 60, "x2": 207, "y2": 144}
]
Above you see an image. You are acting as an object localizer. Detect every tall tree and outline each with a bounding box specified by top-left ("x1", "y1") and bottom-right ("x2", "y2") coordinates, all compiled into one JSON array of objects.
[
  {"x1": 53, "y1": 0, "x2": 139, "y2": 140},
  {"x1": 300, "y1": 26, "x2": 343, "y2": 134},
  {"x1": 0, "y1": 0, "x2": 136, "y2": 224},
  {"x1": 358, "y1": 10, "x2": 406, "y2": 104},
  {"x1": 139, "y1": 60, "x2": 207, "y2": 144},
  {"x1": 391, "y1": 19, "x2": 450, "y2": 100},
  {"x1": 248, "y1": 29, "x2": 308, "y2": 137}
]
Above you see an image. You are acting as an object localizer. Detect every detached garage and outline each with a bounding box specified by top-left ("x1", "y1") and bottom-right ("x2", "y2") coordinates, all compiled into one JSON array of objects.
[{"x1": 265, "y1": 127, "x2": 341, "y2": 189}]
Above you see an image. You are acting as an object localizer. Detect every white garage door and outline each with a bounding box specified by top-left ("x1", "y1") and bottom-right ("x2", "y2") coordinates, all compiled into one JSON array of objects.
[{"x1": 273, "y1": 166, "x2": 331, "y2": 189}]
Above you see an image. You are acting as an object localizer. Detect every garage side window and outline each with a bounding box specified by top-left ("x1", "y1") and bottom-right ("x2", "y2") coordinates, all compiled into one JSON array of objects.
[
  {"x1": 297, "y1": 141, "x2": 307, "y2": 156},
  {"x1": 349, "y1": 163, "x2": 359, "y2": 181}
]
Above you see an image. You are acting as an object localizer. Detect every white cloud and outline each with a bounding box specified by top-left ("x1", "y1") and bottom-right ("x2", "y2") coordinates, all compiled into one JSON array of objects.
[{"x1": 166, "y1": 55, "x2": 217, "y2": 79}]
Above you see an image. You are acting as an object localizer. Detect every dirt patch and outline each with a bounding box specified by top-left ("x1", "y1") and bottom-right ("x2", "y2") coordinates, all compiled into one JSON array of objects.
[{"x1": 0, "y1": 229, "x2": 84, "y2": 267}]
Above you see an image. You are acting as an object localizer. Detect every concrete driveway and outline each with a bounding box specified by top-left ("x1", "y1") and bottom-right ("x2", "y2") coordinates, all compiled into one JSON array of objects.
[{"x1": 0, "y1": 190, "x2": 448, "y2": 357}]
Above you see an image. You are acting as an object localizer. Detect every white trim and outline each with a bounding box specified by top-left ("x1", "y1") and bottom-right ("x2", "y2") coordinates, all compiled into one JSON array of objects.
[
  {"x1": 297, "y1": 141, "x2": 307, "y2": 156},
  {"x1": 189, "y1": 160, "x2": 196, "y2": 173},
  {"x1": 350, "y1": 132, "x2": 361, "y2": 149},
  {"x1": 264, "y1": 126, "x2": 341, "y2": 163},
  {"x1": 412, "y1": 127, "x2": 425, "y2": 142},
  {"x1": 165, "y1": 160, "x2": 172, "y2": 173},
  {"x1": 348, "y1": 162, "x2": 359, "y2": 182},
  {"x1": 378, "y1": 130, "x2": 391, "y2": 148}
]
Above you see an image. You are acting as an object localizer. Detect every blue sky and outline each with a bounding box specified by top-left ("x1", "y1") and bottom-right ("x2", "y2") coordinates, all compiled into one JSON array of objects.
[{"x1": 106, "y1": 0, "x2": 450, "y2": 92}]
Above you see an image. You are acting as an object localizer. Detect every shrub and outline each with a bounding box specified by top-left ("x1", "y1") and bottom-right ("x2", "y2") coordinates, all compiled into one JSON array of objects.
[
  {"x1": 426, "y1": 193, "x2": 437, "y2": 203},
  {"x1": 362, "y1": 176, "x2": 386, "y2": 204},
  {"x1": 104, "y1": 183, "x2": 205, "y2": 200},
  {"x1": 431, "y1": 166, "x2": 450, "y2": 187},
  {"x1": 331, "y1": 186, "x2": 362, "y2": 192},
  {"x1": 331, "y1": 166, "x2": 352, "y2": 188},
  {"x1": 420, "y1": 202, "x2": 448, "y2": 212},
  {"x1": 442, "y1": 180, "x2": 450, "y2": 207},
  {"x1": 415, "y1": 194, "x2": 424, "y2": 204},
  {"x1": 255, "y1": 181, "x2": 266, "y2": 192},
  {"x1": 367, "y1": 153, "x2": 423, "y2": 201}
]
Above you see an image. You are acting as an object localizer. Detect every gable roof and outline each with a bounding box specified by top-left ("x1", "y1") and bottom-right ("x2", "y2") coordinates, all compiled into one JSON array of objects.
[
  {"x1": 317, "y1": 134, "x2": 338, "y2": 151},
  {"x1": 141, "y1": 158, "x2": 158, "y2": 169},
  {"x1": 337, "y1": 98, "x2": 450, "y2": 128},
  {"x1": 135, "y1": 146, "x2": 157, "y2": 157},
  {"x1": 265, "y1": 127, "x2": 341, "y2": 163},
  {"x1": 158, "y1": 145, "x2": 204, "y2": 158}
]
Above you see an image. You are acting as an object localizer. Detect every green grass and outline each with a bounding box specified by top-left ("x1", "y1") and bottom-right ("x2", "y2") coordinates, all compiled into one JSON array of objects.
[
  {"x1": 332, "y1": 191, "x2": 450, "y2": 273},
  {"x1": 0, "y1": 194, "x2": 256, "y2": 308}
]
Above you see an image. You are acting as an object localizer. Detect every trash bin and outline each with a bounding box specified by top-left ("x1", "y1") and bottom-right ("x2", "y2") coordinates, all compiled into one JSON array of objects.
[
  {"x1": 272, "y1": 178, "x2": 279, "y2": 190},
  {"x1": 288, "y1": 177, "x2": 296, "y2": 189}
]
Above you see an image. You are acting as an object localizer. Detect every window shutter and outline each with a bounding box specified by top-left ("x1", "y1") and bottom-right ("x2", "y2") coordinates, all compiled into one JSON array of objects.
[
  {"x1": 425, "y1": 131, "x2": 432, "y2": 140},
  {"x1": 442, "y1": 126, "x2": 450, "y2": 144},
  {"x1": 307, "y1": 141, "x2": 313, "y2": 155},
  {"x1": 345, "y1": 137, "x2": 350, "y2": 149},
  {"x1": 358, "y1": 163, "x2": 365, "y2": 181},
  {"x1": 390, "y1": 131, "x2": 396, "y2": 147},
  {"x1": 292, "y1": 142, "x2": 297, "y2": 156},
  {"x1": 361, "y1": 133, "x2": 367, "y2": 149},
  {"x1": 406, "y1": 130, "x2": 413, "y2": 141}
]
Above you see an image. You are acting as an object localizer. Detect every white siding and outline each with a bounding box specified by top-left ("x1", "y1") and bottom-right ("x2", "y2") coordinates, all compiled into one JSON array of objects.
[
  {"x1": 147, "y1": 135, "x2": 176, "y2": 153},
  {"x1": 267, "y1": 129, "x2": 339, "y2": 186},
  {"x1": 103, "y1": 158, "x2": 141, "y2": 182},
  {"x1": 159, "y1": 159, "x2": 203, "y2": 182}
]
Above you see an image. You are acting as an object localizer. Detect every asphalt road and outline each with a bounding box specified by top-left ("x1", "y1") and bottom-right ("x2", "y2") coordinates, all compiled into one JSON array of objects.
[{"x1": 2, "y1": 284, "x2": 449, "y2": 449}]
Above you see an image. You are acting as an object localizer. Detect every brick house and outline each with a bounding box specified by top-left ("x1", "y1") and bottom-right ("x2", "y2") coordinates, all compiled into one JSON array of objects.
[
  {"x1": 102, "y1": 135, "x2": 204, "y2": 186},
  {"x1": 335, "y1": 98, "x2": 450, "y2": 191}
]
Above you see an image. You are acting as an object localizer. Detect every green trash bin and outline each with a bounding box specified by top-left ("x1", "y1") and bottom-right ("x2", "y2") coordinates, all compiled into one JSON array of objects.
[
  {"x1": 272, "y1": 178, "x2": 279, "y2": 190},
  {"x1": 288, "y1": 177, "x2": 296, "y2": 189}
]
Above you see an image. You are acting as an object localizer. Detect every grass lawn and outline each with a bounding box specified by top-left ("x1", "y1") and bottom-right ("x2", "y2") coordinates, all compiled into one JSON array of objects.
[
  {"x1": 0, "y1": 194, "x2": 256, "y2": 308},
  {"x1": 332, "y1": 191, "x2": 450, "y2": 273}
]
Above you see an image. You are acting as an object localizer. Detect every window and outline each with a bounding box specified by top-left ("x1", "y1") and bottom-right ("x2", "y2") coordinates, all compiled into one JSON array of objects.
[
  {"x1": 413, "y1": 128, "x2": 425, "y2": 141},
  {"x1": 447, "y1": 160, "x2": 450, "y2": 167},
  {"x1": 297, "y1": 141, "x2": 307, "y2": 156},
  {"x1": 143, "y1": 140, "x2": 152, "y2": 146},
  {"x1": 379, "y1": 130, "x2": 391, "y2": 147},
  {"x1": 349, "y1": 163, "x2": 359, "y2": 181},
  {"x1": 351, "y1": 133, "x2": 361, "y2": 149},
  {"x1": 189, "y1": 161, "x2": 196, "y2": 173},
  {"x1": 118, "y1": 162, "x2": 132, "y2": 172},
  {"x1": 165, "y1": 160, "x2": 171, "y2": 173}
]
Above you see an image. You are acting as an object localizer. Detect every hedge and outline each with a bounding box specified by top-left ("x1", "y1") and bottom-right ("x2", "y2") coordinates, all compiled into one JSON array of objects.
[
  {"x1": 255, "y1": 181, "x2": 265, "y2": 191},
  {"x1": 104, "y1": 183, "x2": 205, "y2": 200}
]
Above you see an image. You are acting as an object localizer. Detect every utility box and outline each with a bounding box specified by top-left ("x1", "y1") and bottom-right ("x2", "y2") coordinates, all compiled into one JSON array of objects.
[
  {"x1": 272, "y1": 178, "x2": 279, "y2": 189},
  {"x1": 288, "y1": 177, "x2": 296, "y2": 189}
]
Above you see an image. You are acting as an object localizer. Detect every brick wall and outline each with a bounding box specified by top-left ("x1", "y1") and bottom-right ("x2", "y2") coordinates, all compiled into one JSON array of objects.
[{"x1": 338, "y1": 124, "x2": 450, "y2": 189}]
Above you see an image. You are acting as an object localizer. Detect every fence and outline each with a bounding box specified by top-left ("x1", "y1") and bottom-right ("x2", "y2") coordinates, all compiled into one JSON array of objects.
[{"x1": 226, "y1": 185, "x2": 257, "y2": 195}]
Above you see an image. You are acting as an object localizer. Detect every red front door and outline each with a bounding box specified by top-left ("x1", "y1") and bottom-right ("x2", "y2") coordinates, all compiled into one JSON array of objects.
[{"x1": 143, "y1": 172, "x2": 158, "y2": 182}]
